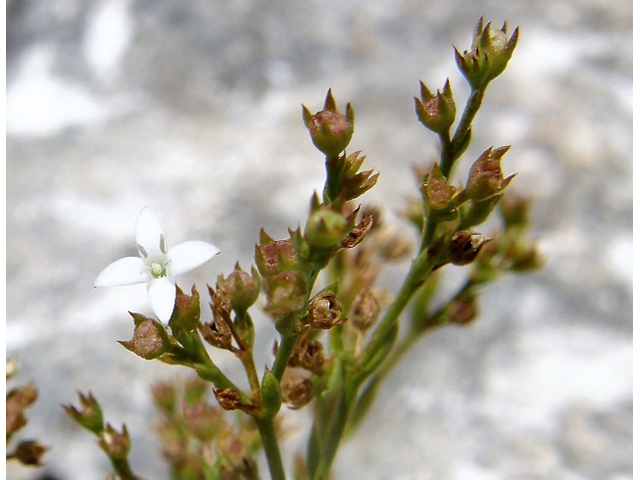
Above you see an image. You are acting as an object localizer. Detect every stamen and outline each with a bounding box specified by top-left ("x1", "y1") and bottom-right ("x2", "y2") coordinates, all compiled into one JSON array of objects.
[
  {"x1": 160, "y1": 235, "x2": 167, "y2": 254},
  {"x1": 136, "y1": 243, "x2": 149, "y2": 258}
]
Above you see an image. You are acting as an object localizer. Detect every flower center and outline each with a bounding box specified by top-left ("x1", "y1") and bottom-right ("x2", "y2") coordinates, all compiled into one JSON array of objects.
[{"x1": 149, "y1": 262, "x2": 167, "y2": 278}]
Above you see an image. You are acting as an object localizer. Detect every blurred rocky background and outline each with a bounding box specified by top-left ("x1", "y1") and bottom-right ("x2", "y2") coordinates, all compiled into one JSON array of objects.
[{"x1": 6, "y1": 0, "x2": 632, "y2": 479}]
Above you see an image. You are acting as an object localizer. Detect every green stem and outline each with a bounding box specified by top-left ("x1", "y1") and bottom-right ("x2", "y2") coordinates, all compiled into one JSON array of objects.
[
  {"x1": 256, "y1": 417, "x2": 287, "y2": 480},
  {"x1": 109, "y1": 457, "x2": 141, "y2": 480},
  {"x1": 441, "y1": 88, "x2": 485, "y2": 178},
  {"x1": 324, "y1": 154, "x2": 344, "y2": 202}
]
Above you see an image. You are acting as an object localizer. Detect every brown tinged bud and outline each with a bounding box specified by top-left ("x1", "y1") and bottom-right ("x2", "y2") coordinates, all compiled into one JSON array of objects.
[
  {"x1": 421, "y1": 163, "x2": 458, "y2": 211},
  {"x1": 281, "y1": 377, "x2": 315, "y2": 410},
  {"x1": 119, "y1": 313, "x2": 178, "y2": 360},
  {"x1": 217, "y1": 264, "x2": 261, "y2": 312},
  {"x1": 304, "y1": 290, "x2": 345, "y2": 330},
  {"x1": 255, "y1": 231, "x2": 300, "y2": 277},
  {"x1": 302, "y1": 89, "x2": 355, "y2": 157},
  {"x1": 350, "y1": 288, "x2": 381, "y2": 331},
  {"x1": 7, "y1": 383, "x2": 38, "y2": 439},
  {"x1": 62, "y1": 392, "x2": 104, "y2": 435},
  {"x1": 285, "y1": 330, "x2": 326, "y2": 373},
  {"x1": 10, "y1": 440, "x2": 49, "y2": 466},
  {"x1": 98, "y1": 424, "x2": 131, "y2": 459},
  {"x1": 415, "y1": 79, "x2": 456, "y2": 134},
  {"x1": 465, "y1": 146, "x2": 515, "y2": 201},
  {"x1": 446, "y1": 231, "x2": 490, "y2": 266}
]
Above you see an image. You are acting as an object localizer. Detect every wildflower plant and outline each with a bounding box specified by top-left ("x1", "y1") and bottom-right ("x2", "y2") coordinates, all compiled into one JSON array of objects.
[{"x1": 63, "y1": 18, "x2": 542, "y2": 480}]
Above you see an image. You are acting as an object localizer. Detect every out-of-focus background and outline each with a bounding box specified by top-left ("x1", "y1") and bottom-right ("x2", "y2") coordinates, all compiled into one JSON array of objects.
[{"x1": 6, "y1": 0, "x2": 632, "y2": 479}]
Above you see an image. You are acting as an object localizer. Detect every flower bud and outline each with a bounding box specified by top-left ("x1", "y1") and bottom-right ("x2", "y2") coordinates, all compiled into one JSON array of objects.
[
  {"x1": 262, "y1": 271, "x2": 308, "y2": 317},
  {"x1": 284, "y1": 330, "x2": 325, "y2": 373},
  {"x1": 421, "y1": 163, "x2": 457, "y2": 211},
  {"x1": 341, "y1": 151, "x2": 379, "y2": 200},
  {"x1": 304, "y1": 290, "x2": 345, "y2": 330},
  {"x1": 254, "y1": 230, "x2": 299, "y2": 277},
  {"x1": 455, "y1": 17, "x2": 518, "y2": 89},
  {"x1": 350, "y1": 288, "x2": 381, "y2": 331},
  {"x1": 216, "y1": 264, "x2": 261, "y2": 312},
  {"x1": 446, "y1": 231, "x2": 490, "y2": 266},
  {"x1": 98, "y1": 424, "x2": 131, "y2": 459},
  {"x1": 182, "y1": 401, "x2": 222, "y2": 442},
  {"x1": 6, "y1": 383, "x2": 37, "y2": 438},
  {"x1": 170, "y1": 285, "x2": 201, "y2": 332},
  {"x1": 63, "y1": 392, "x2": 104, "y2": 435},
  {"x1": 465, "y1": 146, "x2": 515, "y2": 201},
  {"x1": 281, "y1": 376, "x2": 314, "y2": 410},
  {"x1": 119, "y1": 313, "x2": 177, "y2": 360},
  {"x1": 261, "y1": 369, "x2": 282, "y2": 418},
  {"x1": 302, "y1": 89, "x2": 355, "y2": 157},
  {"x1": 305, "y1": 208, "x2": 350, "y2": 250},
  {"x1": 11, "y1": 440, "x2": 48, "y2": 466},
  {"x1": 415, "y1": 79, "x2": 456, "y2": 134}
]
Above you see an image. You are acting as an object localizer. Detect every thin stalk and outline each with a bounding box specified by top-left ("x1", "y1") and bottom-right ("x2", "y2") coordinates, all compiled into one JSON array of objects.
[{"x1": 256, "y1": 417, "x2": 287, "y2": 480}]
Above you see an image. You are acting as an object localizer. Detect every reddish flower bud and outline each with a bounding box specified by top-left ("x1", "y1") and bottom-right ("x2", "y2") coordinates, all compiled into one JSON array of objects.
[
  {"x1": 119, "y1": 313, "x2": 178, "y2": 360},
  {"x1": 465, "y1": 146, "x2": 515, "y2": 201},
  {"x1": 216, "y1": 263, "x2": 261, "y2": 312},
  {"x1": 421, "y1": 162, "x2": 458, "y2": 211},
  {"x1": 254, "y1": 231, "x2": 299, "y2": 277},
  {"x1": 302, "y1": 89, "x2": 355, "y2": 157}
]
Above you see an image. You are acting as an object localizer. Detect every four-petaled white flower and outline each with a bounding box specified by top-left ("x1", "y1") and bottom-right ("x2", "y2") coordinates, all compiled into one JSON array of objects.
[{"x1": 94, "y1": 207, "x2": 220, "y2": 323}]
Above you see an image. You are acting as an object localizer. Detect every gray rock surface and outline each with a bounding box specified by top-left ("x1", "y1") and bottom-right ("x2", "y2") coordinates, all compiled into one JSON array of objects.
[{"x1": 7, "y1": 0, "x2": 632, "y2": 479}]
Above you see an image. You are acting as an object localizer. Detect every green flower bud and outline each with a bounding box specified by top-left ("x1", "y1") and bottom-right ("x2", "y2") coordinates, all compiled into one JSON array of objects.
[
  {"x1": 415, "y1": 79, "x2": 456, "y2": 134},
  {"x1": 302, "y1": 89, "x2": 355, "y2": 157},
  {"x1": 465, "y1": 146, "x2": 515, "y2": 201},
  {"x1": 217, "y1": 263, "x2": 261, "y2": 312},
  {"x1": 305, "y1": 209, "x2": 350, "y2": 250},
  {"x1": 63, "y1": 392, "x2": 104, "y2": 435},
  {"x1": 260, "y1": 369, "x2": 282, "y2": 418},
  {"x1": 169, "y1": 285, "x2": 201, "y2": 332},
  {"x1": 455, "y1": 17, "x2": 519, "y2": 89}
]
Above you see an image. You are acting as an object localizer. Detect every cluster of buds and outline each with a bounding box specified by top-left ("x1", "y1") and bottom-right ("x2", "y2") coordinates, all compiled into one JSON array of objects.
[
  {"x1": 302, "y1": 89, "x2": 355, "y2": 158},
  {"x1": 415, "y1": 79, "x2": 456, "y2": 135},
  {"x1": 153, "y1": 377, "x2": 259, "y2": 479},
  {"x1": 455, "y1": 17, "x2": 519, "y2": 90}
]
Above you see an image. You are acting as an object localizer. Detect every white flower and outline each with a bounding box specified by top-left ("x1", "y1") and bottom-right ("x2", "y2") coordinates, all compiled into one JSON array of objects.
[{"x1": 94, "y1": 207, "x2": 220, "y2": 323}]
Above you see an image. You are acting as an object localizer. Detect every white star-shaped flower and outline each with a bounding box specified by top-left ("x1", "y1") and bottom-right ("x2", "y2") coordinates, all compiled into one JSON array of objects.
[{"x1": 94, "y1": 207, "x2": 220, "y2": 323}]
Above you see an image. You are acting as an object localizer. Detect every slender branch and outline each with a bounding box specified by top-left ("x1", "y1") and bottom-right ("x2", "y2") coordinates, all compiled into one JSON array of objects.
[{"x1": 256, "y1": 417, "x2": 287, "y2": 480}]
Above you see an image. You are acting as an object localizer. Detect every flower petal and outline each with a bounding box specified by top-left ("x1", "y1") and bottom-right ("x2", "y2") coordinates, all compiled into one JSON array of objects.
[
  {"x1": 135, "y1": 207, "x2": 165, "y2": 257},
  {"x1": 94, "y1": 257, "x2": 147, "y2": 287},
  {"x1": 168, "y1": 241, "x2": 220, "y2": 276},
  {"x1": 147, "y1": 276, "x2": 177, "y2": 323}
]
